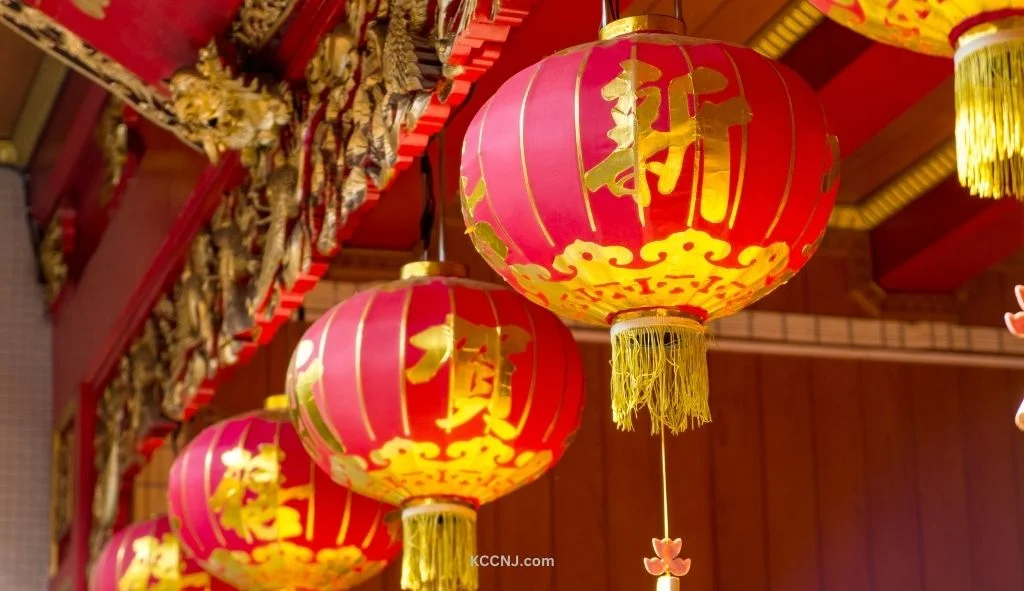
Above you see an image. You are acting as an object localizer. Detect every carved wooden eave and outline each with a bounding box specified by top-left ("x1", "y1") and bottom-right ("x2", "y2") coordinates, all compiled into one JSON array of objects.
[
  {"x1": 0, "y1": 1, "x2": 197, "y2": 148},
  {"x1": 77, "y1": 0, "x2": 540, "y2": 559},
  {"x1": 830, "y1": 140, "x2": 957, "y2": 230},
  {"x1": 748, "y1": 0, "x2": 823, "y2": 60}
]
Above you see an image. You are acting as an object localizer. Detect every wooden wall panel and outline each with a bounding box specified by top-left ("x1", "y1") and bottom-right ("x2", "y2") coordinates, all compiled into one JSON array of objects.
[{"x1": 132, "y1": 323, "x2": 1024, "y2": 591}]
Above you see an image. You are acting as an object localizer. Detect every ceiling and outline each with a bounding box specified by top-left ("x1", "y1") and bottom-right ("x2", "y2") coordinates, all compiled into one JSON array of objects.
[{"x1": 0, "y1": 26, "x2": 65, "y2": 168}]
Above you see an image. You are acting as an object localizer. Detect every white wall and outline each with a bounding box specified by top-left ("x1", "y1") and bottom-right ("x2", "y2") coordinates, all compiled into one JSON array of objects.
[{"x1": 0, "y1": 167, "x2": 52, "y2": 590}]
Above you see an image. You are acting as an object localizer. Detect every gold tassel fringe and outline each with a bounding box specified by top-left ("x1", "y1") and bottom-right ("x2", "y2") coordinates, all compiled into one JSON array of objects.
[
  {"x1": 955, "y1": 27, "x2": 1024, "y2": 199},
  {"x1": 610, "y1": 314, "x2": 711, "y2": 435},
  {"x1": 401, "y1": 501, "x2": 478, "y2": 591}
]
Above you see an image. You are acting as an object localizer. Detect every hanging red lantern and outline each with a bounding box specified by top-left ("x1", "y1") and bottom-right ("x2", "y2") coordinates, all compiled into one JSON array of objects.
[
  {"x1": 167, "y1": 396, "x2": 400, "y2": 591},
  {"x1": 808, "y1": 0, "x2": 1024, "y2": 199},
  {"x1": 459, "y1": 12, "x2": 838, "y2": 435},
  {"x1": 286, "y1": 261, "x2": 586, "y2": 591},
  {"x1": 89, "y1": 514, "x2": 218, "y2": 590}
]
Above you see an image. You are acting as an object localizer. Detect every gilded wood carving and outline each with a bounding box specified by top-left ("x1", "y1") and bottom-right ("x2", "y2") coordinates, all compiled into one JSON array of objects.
[{"x1": 86, "y1": 0, "x2": 535, "y2": 552}]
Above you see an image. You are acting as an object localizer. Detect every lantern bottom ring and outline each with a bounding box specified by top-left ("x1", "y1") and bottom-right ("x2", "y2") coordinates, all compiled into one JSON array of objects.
[{"x1": 402, "y1": 501, "x2": 477, "y2": 521}]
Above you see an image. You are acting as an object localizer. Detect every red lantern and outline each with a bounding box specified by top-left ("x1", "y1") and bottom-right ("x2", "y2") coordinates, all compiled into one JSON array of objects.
[
  {"x1": 286, "y1": 261, "x2": 585, "y2": 591},
  {"x1": 167, "y1": 396, "x2": 400, "y2": 591},
  {"x1": 89, "y1": 515, "x2": 218, "y2": 591},
  {"x1": 459, "y1": 14, "x2": 838, "y2": 435}
]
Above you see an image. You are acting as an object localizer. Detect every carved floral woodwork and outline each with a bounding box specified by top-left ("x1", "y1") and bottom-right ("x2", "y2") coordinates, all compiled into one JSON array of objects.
[
  {"x1": 169, "y1": 42, "x2": 292, "y2": 164},
  {"x1": 38, "y1": 207, "x2": 74, "y2": 310},
  {"x1": 84, "y1": 0, "x2": 540, "y2": 556},
  {"x1": 49, "y1": 408, "x2": 75, "y2": 576},
  {"x1": 231, "y1": 0, "x2": 299, "y2": 51},
  {"x1": 0, "y1": 1, "x2": 191, "y2": 146},
  {"x1": 95, "y1": 98, "x2": 129, "y2": 206}
]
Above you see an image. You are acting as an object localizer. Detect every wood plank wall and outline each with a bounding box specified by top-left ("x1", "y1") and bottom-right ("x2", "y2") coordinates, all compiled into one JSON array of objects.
[{"x1": 133, "y1": 321, "x2": 1024, "y2": 591}]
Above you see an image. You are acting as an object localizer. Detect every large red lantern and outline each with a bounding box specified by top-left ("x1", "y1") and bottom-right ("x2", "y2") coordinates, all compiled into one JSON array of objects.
[
  {"x1": 167, "y1": 396, "x2": 400, "y2": 591},
  {"x1": 89, "y1": 515, "x2": 216, "y2": 590},
  {"x1": 286, "y1": 261, "x2": 586, "y2": 591},
  {"x1": 459, "y1": 13, "x2": 838, "y2": 435},
  {"x1": 808, "y1": 0, "x2": 1024, "y2": 199}
]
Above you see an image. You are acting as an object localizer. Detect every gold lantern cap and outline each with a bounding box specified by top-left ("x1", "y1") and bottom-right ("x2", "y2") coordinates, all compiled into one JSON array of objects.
[
  {"x1": 400, "y1": 261, "x2": 467, "y2": 279},
  {"x1": 264, "y1": 394, "x2": 289, "y2": 411},
  {"x1": 599, "y1": 15, "x2": 688, "y2": 40}
]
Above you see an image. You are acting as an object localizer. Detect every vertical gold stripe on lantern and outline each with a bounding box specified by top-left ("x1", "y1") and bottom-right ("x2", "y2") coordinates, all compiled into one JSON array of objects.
[
  {"x1": 335, "y1": 488, "x2": 353, "y2": 545},
  {"x1": 574, "y1": 47, "x2": 598, "y2": 232},
  {"x1": 519, "y1": 60, "x2": 556, "y2": 247},
  {"x1": 398, "y1": 286, "x2": 414, "y2": 436},
  {"x1": 316, "y1": 306, "x2": 350, "y2": 452},
  {"x1": 724, "y1": 49, "x2": 748, "y2": 230},
  {"x1": 477, "y1": 100, "x2": 526, "y2": 257},
  {"x1": 765, "y1": 61, "x2": 796, "y2": 239},
  {"x1": 955, "y1": 29, "x2": 1024, "y2": 199},
  {"x1": 361, "y1": 502, "x2": 383, "y2": 547},
  {"x1": 235, "y1": 419, "x2": 257, "y2": 544},
  {"x1": 444, "y1": 283, "x2": 457, "y2": 434},
  {"x1": 355, "y1": 292, "x2": 379, "y2": 442},
  {"x1": 512, "y1": 292, "x2": 538, "y2": 437},
  {"x1": 540, "y1": 299, "x2": 567, "y2": 444},
  {"x1": 630, "y1": 44, "x2": 647, "y2": 227},
  {"x1": 306, "y1": 460, "x2": 316, "y2": 542},
  {"x1": 679, "y1": 44, "x2": 700, "y2": 227},
  {"x1": 272, "y1": 420, "x2": 284, "y2": 550},
  {"x1": 203, "y1": 421, "x2": 231, "y2": 547}
]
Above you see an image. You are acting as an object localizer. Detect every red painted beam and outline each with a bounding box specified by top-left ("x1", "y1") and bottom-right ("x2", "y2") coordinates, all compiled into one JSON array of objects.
[
  {"x1": 872, "y1": 179, "x2": 1024, "y2": 292},
  {"x1": 51, "y1": 118, "x2": 215, "y2": 414},
  {"x1": 816, "y1": 43, "x2": 951, "y2": 157},
  {"x1": 781, "y1": 19, "x2": 873, "y2": 90}
]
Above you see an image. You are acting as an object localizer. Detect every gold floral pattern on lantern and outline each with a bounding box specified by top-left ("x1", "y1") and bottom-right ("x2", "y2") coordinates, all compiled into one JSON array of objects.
[
  {"x1": 328, "y1": 436, "x2": 554, "y2": 506},
  {"x1": 506, "y1": 229, "x2": 791, "y2": 326},
  {"x1": 815, "y1": 0, "x2": 987, "y2": 56},
  {"x1": 208, "y1": 542, "x2": 387, "y2": 590},
  {"x1": 208, "y1": 444, "x2": 313, "y2": 543},
  {"x1": 119, "y1": 533, "x2": 211, "y2": 591}
]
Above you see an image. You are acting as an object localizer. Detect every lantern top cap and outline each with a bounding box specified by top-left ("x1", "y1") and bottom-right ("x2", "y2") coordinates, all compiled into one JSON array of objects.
[
  {"x1": 599, "y1": 15, "x2": 688, "y2": 41},
  {"x1": 264, "y1": 394, "x2": 289, "y2": 411},
  {"x1": 400, "y1": 261, "x2": 468, "y2": 279}
]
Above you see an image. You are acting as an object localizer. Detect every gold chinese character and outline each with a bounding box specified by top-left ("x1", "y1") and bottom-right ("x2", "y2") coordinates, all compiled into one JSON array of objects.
[
  {"x1": 585, "y1": 58, "x2": 751, "y2": 225},
  {"x1": 209, "y1": 445, "x2": 312, "y2": 543},
  {"x1": 406, "y1": 314, "x2": 531, "y2": 439},
  {"x1": 119, "y1": 534, "x2": 210, "y2": 591}
]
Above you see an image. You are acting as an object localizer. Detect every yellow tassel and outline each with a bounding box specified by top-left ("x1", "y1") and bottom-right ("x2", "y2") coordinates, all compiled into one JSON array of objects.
[
  {"x1": 401, "y1": 500, "x2": 478, "y2": 591},
  {"x1": 955, "y1": 25, "x2": 1024, "y2": 200},
  {"x1": 610, "y1": 313, "x2": 711, "y2": 435}
]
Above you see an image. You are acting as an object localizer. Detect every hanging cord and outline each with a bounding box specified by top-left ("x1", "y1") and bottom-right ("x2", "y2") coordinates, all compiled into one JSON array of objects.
[
  {"x1": 674, "y1": 0, "x2": 683, "y2": 20},
  {"x1": 437, "y1": 131, "x2": 448, "y2": 263},
  {"x1": 660, "y1": 427, "x2": 670, "y2": 539},
  {"x1": 419, "y1": 152, "x2": 437, "y2": 261}
]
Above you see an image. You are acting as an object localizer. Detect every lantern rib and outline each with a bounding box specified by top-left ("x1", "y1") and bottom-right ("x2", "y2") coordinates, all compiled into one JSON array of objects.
[
  {"x1": 361, "y1": 502, "x2": 383, "y2": 547},
  {"x1": 477, "y1": 99, "x2": 527, "y2": 257},
  {"x1": 398, "y1": 286, "x2": 414, "y2": 437},
  {"x1": 679, "y1": 44, "x2": 700, "y2": 228},
  {"x1": 355, "y1": 291, "x2": 380, "y2": 442},
  {"x1": 316, "y1": 305, "x2": 351, "y2": 453},
  {"x1": 519, "y1": 60, "x2": 556, "y2": 247},
  {"x1": 201, "y1": 420, "x2": 231, "y2": 548},
  {"x1": 515, "y1": 290, "x2": 541, "y2": 438},
  {"x1": 723, "y1": 48, "x2": 749, "y2": 230},
  {"x1": 306, "y1": 460, "x2": 316, "y2": 542},
  {"x1": 764, "y1": 60, "x2": 797, "y2": 239},
  {"x1": 335, "y1": 486, "x2": 353, "y2": 545},
  {"x1": 574, "y1": 47, "x2": 599, "y2": 233}
]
